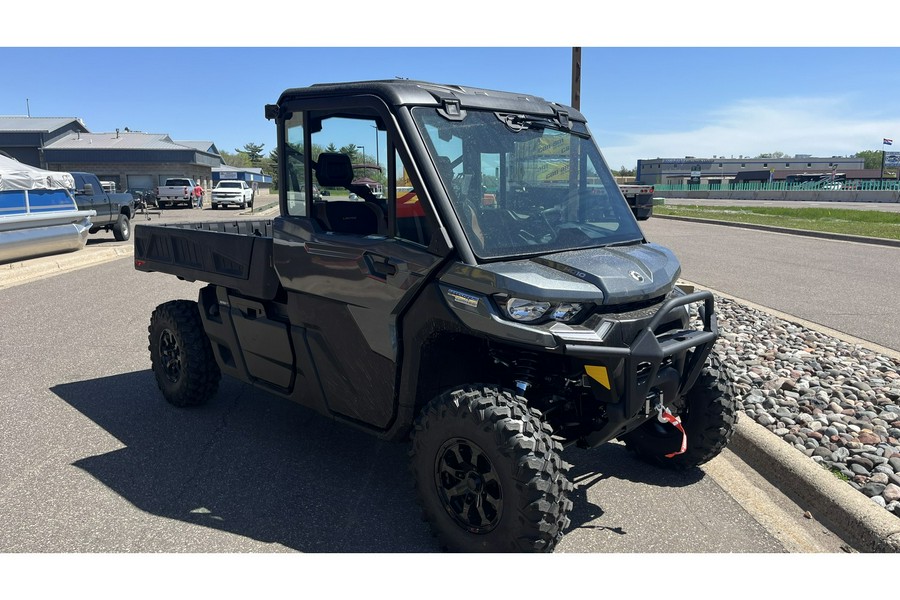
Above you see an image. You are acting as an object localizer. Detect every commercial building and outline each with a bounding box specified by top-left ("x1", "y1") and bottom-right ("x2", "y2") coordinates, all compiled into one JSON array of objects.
[
  {"x1": 212, "y1": 165, "x2": 272, "y2": 190},
  {"x1": 636, "y1": 156, "x2": 866, "y2": 186},
  {"x1": 0, "y1": 116, "x2": 272, "y2": 193}
]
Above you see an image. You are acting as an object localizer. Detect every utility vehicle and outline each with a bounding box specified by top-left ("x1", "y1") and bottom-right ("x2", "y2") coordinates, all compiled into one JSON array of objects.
[{"x1": 134, "y1": 80, "x2": 735, "y2": 552}]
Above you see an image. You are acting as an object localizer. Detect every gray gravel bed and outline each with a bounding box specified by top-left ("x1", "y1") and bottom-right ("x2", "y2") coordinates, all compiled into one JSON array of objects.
[{"x1": 703, "y1": 297, "x2": 900, "y2": 517}]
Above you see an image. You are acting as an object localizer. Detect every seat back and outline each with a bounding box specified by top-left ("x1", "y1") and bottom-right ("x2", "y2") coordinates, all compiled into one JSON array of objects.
[
  {"x1": 314, "y1": 152, "x2": 354, "y2": 188},
  {"x1": 314, "y1": 201, "x2": 380, "y2": 236}
]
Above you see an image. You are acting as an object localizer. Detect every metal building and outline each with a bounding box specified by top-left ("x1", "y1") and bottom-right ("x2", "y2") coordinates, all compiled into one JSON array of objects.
[
  {"x1": 0, "y1": 117, "x2": 235, "y2": 194},
  {"x1": 636, "y1": 156, "x2": 866, "y2": 186}
]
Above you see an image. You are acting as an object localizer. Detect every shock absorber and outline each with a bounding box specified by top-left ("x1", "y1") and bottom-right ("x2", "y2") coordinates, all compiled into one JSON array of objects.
[{"x1": 513, "y1": 352, "x2": 539, "y2": 396}]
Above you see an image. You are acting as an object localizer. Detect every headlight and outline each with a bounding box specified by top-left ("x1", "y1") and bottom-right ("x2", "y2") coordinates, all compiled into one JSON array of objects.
[
  {"x1": 505, "y1": 298, "x2": 551, "y2": 322},
  {"x1": 503, "y1": 298, "x2": 586, "y2": 323},
  {"x1": 551, "y1": 303, "x2": 583, "y2": 322}
]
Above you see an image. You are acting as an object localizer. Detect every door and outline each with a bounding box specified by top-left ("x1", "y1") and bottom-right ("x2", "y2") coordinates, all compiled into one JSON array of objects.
[
  {"x1": 74, "y1": 174, "x2": 109, "y2": 223},
  {"x1": 272, "y1": 102, "x2": 445, "y2": 429}
]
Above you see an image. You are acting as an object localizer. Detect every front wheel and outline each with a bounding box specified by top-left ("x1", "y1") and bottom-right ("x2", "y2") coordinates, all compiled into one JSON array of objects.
[
  {"x1": 410, "y1": 386, "x2": 573, "y2": 552},
  {"x1": 148, "y1": 300, "x2": 220, "y2": 407},
  {"x1": 621, "y1": 369, "x2": 737, "y2": 470}
]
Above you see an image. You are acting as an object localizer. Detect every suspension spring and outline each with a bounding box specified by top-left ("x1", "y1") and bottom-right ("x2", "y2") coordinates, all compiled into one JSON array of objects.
[{"x1": 513, "y1": 352, "x2": 539, "y2": 395}]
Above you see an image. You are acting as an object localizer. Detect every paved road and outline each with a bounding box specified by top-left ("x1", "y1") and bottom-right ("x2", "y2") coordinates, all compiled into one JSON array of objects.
[
  {"x1": 0, "y1": 244, "x2": 846, "y2": 554},
  {"x1": 641, "y1": 217, "x2": 900, "y2": 352}
]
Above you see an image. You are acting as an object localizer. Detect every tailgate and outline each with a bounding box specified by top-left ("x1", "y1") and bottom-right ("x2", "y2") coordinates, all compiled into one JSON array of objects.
[{"x1": 133, "y1": 220, "x2": 280, "y2": 299}]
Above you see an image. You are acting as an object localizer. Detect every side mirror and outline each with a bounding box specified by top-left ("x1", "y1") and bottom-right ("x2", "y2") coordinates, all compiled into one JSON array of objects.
[{"x1": 82, "y1": 183, "x2": 94, "y2": 195}]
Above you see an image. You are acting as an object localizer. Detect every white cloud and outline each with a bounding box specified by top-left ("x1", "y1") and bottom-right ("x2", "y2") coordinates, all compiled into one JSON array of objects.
[{"x1": 600, "y1": 96, "x2": 900, "y2": 169}]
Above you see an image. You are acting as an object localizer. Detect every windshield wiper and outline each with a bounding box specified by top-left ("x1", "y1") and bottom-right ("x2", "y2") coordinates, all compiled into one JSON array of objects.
[{"x1": 497, "y1": 113, "x2": 590, "y2": 139}]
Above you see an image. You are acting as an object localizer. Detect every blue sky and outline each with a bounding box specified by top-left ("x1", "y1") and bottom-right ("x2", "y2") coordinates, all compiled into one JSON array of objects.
[{"x1": 4, "y1": 4, "x2": 900, "y2": 171}]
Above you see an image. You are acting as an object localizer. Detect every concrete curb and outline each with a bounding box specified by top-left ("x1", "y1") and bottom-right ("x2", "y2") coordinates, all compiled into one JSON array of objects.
[
  {"x1": 0, "y1": 245, "x2": 133, "y2": 290},
  {"x1": 654, "y1": 214, "x2": 900, "y2": 249},
  {"x1": 730, "y1": 418, "x2": 900, "y2": 552}
]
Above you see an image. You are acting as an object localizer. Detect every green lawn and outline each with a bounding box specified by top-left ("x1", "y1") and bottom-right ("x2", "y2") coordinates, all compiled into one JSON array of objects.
[{"x1": 653, "y1": 205, "x2": 900, "y2": 241}]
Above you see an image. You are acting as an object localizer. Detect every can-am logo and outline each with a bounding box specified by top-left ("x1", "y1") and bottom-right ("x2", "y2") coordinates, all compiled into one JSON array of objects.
[{"x1": 629, "y1": 271, "x2": 645, "y2": 282}]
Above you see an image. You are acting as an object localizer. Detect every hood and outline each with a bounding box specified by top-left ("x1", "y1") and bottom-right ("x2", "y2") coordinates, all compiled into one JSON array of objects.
[{"x1": 441, "y1": 242, "x2": 680, "y2": 305}]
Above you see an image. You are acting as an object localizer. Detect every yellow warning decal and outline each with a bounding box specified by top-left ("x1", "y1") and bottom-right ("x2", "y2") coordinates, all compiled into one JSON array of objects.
[{"x1": 585, "y1": 365, "x2": 611, "y2": 390}]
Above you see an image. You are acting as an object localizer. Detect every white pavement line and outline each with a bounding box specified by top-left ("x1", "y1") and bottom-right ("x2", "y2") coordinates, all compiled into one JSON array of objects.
[
  {"x1": 702, "y1": 450, "x2": 840, "y2": 553},
  {"x1": 0, "y1": 246, "x2": 133, "y2": 291},
  {"x1": 678, "y1": 278, "x2": 900, "y2": 361}
]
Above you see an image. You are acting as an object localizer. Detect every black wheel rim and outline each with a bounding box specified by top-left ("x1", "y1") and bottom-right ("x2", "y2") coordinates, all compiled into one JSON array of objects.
[
  {"x1": 434, "y1": 438, "x2": 502, "y2": 533},
  {"x1": 158, "y1": 328, "x2": 182, "y2": 383}
]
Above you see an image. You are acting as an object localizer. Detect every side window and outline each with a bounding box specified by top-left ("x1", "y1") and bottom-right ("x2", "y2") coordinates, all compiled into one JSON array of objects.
[
  {"x1": 308, "y1": 116, "x2": 387, "y2": 236},
  {"x1": 284, "y1": 113, "x2": 306, "y2": 217}
]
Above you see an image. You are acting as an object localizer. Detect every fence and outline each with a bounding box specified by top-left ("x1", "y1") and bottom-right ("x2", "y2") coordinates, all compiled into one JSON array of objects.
[{"x1": 654, "y1": 179, "x2": 900, "y2": 192}]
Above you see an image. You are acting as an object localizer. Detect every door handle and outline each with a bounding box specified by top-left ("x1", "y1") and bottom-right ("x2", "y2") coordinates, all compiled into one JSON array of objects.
[{"x1": 368, "y1": 255, "x2": 397, "y2": 277}]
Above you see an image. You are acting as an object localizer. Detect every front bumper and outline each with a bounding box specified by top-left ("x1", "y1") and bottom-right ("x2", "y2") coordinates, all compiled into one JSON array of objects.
[
  {"x1": 555, "y1": 291, "x2": 718, "y2": 446},
  {"x1": 212, "y1": 196, "x2": 247, "y2": 205}
]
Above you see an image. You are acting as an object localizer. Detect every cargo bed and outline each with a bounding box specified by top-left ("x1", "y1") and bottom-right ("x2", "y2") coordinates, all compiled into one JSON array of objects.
[{"x1": 133, "y1": 220, "x2": 280, "y2": 299}]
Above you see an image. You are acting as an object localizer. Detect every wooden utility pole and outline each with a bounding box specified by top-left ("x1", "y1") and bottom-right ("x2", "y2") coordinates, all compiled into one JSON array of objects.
[{"x1": 571, "y1": 47, "x2": 581, "y2": 110}]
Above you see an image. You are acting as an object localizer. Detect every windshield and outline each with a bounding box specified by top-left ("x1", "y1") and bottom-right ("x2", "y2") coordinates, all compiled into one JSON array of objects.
[
  {"x1": 412, "y1": 107, "x2": 643, "y2": 260},
  {"x1": 218, "y1": 182, "x2": 241, "y2": 188}
]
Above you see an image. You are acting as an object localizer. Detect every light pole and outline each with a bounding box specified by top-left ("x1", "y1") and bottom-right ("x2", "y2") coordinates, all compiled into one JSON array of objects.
[
  {"x1": 371, "y1": 124, "x2": 379, "y2": 170},
  {"x1": 355, "y1": 145, "x2": 366, "y2": 175}
]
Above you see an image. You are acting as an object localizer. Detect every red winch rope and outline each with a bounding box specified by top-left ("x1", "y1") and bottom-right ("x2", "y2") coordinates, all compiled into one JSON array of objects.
[{"x1": 657, "y1": 405, "x2": 688, "y2": 458}]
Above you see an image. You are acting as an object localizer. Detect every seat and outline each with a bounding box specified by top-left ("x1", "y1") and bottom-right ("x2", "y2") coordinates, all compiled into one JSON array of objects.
[
  {"x1": 315, "y1": 201, "x2": 382, "y2": 236},
  {"x1": 313, "y1": 153, "x2": 387, "y2": 235},
  {"x1": 315, "y1": 152, "x2": 355, "y2": 189}
]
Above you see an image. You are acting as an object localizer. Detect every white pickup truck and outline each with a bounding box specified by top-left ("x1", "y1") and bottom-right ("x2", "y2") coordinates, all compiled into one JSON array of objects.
[
  {"x1": 156, "y1": 178, "x2": 198, "y2": 208},
  {"x1": 618, "y1": 181, "x2": 654, "y2": 220},
  {"x1": 211, "y1": 180, "x2": 254, "y2": 209}
]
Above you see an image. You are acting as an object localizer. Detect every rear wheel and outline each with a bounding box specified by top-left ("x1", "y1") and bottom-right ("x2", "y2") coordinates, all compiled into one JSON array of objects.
[
  {"x1": 410, "y1": 386, "x2": 573, "y2": 552},
  {"x1": 112, "y1": 213, "x2": 130, "y2": 241},
  {"x1": 621, "y1": 369, "x2": 736, "y2": 470},
  {"x1": 148, "y1": 300, "x2": 220, "y2": 407}
]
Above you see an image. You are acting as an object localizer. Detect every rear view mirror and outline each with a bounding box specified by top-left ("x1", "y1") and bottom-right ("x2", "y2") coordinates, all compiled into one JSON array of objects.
[{"x1": 82, "y1": 183, "x2": 94, "y2": 195}]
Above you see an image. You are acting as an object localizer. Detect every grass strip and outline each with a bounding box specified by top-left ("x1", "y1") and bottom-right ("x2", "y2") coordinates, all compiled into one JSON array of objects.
[{"x1": 653, "y1": 205, "x2": 900, "y2": 241}]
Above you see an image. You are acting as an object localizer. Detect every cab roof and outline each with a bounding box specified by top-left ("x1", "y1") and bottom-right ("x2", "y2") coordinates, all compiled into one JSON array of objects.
[{"x1": 274, "y1": 79, "x2": 586, "y2": 122}]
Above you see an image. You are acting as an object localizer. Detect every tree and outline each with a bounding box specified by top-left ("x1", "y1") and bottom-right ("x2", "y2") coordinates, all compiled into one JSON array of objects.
[
  {"x1": 855, "y1": 150, "x2": 883, "y2": 170},
  {"x1": 266, "y1": 149, "x2": 279, "y2": 191},
  {"x1": 339, "y1": 144, "x2": 359, "y2": 163},
  {"x1": 755, "y1": 151, "x2": 787, "y2": 159},
  {"x1": 236, "y1": 142, "x2": 265, "y2": 165},
  {"x1": 218, "y1": 149, "x2": 252, "y2": 168}
]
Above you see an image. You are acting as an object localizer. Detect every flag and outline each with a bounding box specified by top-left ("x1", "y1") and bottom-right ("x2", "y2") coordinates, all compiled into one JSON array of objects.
[{"x1": 884, "y1": 138, "x2": 893, "y2": 145}]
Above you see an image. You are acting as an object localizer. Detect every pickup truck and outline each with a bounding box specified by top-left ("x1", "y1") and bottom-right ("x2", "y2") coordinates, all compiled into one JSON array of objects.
[
  {"x1": 155, "y1": 178, "x2": 198, "y2": 208},
  {"x1": 618, "y1": 181, "x2": 654, "y2": 220},
  {"x1": 133, "y1": 80, "x2": 732, "y2": 553},
  {"x1": 211, "y1": 180, "x2": 254, "y2": 210},
  {"x1": 71, "y1": 172, "x2": 135, "y2": 241}
]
